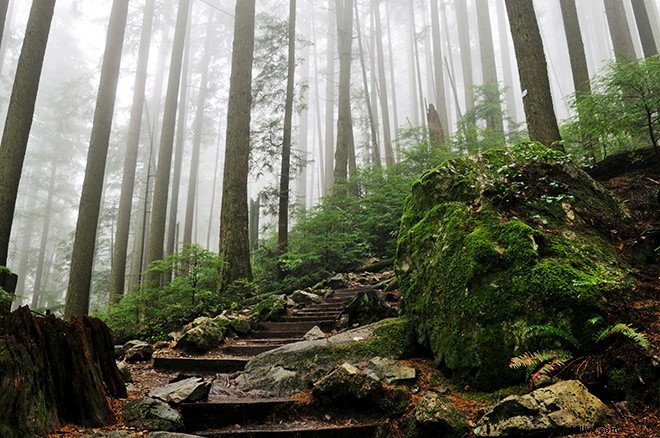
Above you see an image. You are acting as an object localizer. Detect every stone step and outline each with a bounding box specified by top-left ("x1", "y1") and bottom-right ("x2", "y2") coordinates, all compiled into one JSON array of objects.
[
  {"x1": 191, "y1": 422, "x2": 385, "y2": 437},
  {"x1": 181, "y1": 398, "x2": 298, "y2": 430},
  {"x1": 152, "y1": 357, "x2": 248, "y2": 374},
  {"x1": 258, "y1": 320, "x2": 335, "y2": 332}
]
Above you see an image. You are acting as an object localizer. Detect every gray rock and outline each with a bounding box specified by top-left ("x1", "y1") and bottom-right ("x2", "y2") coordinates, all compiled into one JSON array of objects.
[
  {"x1": 327, "y1": 273, "x2": 348, "y2": 290},
  {"x1": 148, "y1": 377, "x2": 211, "y2": 405},
  {"x1": 343, "y1": 289, "x2": 397, "y2": 326},
  {"x1": 474, "y1": 380, "x2": 610, "y2": 437},
  {"x1": 148, "y1": 432, "x2": 204, "y2": 438},
  {"x1": 364, "y1": 357, "x2": 416, "y2": 384},
  {"x1": 415, "y1": 390, "x2": 469, "y2": 437},
  {"x1": 123, "y1": 397, "x2": 184, "y2": 432},
  {"x1": 175, "y1": 317, "x2": 226, "y2": 353},
  {"x1": 303, "y1": 326, "x2": 325, "y2": 341},
  {"x1": 124, "y1": 341, "x2": 153, "y2": 363},
  {"x1": 313, "y1": 363, "x2": 383, "y2": 404},
  {"x1": 229, "y1": 316, "x2": 251, "y2": 335},
  {"x1": 291, "y1": 290, "x2": 321, "y2": 305},
  {"x1": 117, "y1": 361, "x2": 132, "y2": 383}
]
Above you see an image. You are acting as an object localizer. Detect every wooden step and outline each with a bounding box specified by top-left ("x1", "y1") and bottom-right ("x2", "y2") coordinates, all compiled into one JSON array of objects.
[
  {"x1": 152, "y1": 357, "x2": 248, "y2": 374},
  {"x1": 281, "y1": 315, "x2": 338, "y2": 322},
  {"x1": 181, "y1": 398, "x2": 298, "y2": 430},
  {"x1": 250, "y1": 331, "x2": 305, "y2": 339},
  {"x1": 220, "y1": 344, "x2": 280, "y2": 356},
  {"x1": 258, "y1": 321, "x2": 335, "y2": 332},
  {"x1": 191, "y1": 422, "x2": 385, "y2": 437}
]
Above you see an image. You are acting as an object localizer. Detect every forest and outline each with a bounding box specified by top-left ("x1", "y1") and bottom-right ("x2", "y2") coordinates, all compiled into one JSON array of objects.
[{"x1": 0, "y1": 0, "x2": 659, "y2": 437}]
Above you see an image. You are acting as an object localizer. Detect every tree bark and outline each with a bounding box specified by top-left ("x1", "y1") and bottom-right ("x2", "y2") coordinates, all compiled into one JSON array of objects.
[
  {"x1": 0, "y1": 0, "x2": 56, "y2": 267},
  {"x1": 334, "y1": 0, "x2": 354, "y2": 186},
  {"x1": 604, "y1": 0, "x2": 637, "y2": 62},
  {"x1": 455, "y1": 0, "x2": 475, "y2": 113},
  {"x1": 476, "y1": 0, "x2": 504, "y2": 134},
  {"x1": 66, "y1": 0, "x2": 129, "y2": 317},
  {"x1": 505, "y1": 0, "x2": 562, "y2": 148},
  {"x1": 374, "y1": 1, "x2": 395, "y2": 165},
  {"x1": 109, "y1": 0, "x2": 155, "y2": 305},
  {"x1": 323, "y1": 0, "x2": 336, "y2": 194},
  {"x1": 495, "y1": 0, "x2": 519, "y2": 123},
  {"x1": 560, "y1": 0, "x2": 592, "y2": 96},
  {"x1": 630, "y1": 0, "x2": 658, "y2": 57},
  {"x1": 218, "y1": 0, "x2": 256, "y2": 291},
  {"x1": 430, "y1": 0, "x2": 448, "y2": 144}
]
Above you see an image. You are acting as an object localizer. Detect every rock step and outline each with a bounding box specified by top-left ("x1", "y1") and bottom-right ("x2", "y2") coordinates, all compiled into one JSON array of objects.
[
  {"x1": 191, "y1": 422, "x2": 384, "y2": 437},
  {"x1": 152, "y1": 357, "x2": 248, "y2": 374},
  {"x1": 181, "y1": 398, "x2": 298, "y2": 430},
  {"x1": 258, "y1": 321, "x2": 335, "y2": 332}
]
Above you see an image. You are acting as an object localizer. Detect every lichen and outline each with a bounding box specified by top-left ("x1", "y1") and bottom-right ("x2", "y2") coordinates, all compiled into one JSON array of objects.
[{"x1": 396, "y1": 144, "x2": 633, "y2": 390}]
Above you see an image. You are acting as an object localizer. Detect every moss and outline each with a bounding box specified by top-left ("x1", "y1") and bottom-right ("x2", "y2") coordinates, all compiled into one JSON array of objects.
[{"x1": 396, "y1": 144, "x2": 633, "y2": 391}]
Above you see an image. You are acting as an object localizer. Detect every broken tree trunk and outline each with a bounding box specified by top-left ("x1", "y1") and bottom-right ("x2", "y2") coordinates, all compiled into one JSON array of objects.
[{"x1": 0, "y1": 306, "x2": 126, "y2": 437}]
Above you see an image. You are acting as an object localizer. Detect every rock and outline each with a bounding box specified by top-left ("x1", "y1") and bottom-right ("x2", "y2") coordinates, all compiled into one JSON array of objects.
[
  {"x1": 364, "y1": 357, "x2": 416, "y2": 384},
  {"x1": 414, "y1": 390, "x2": 469, "y2": 437},
  {"x1": 473, "y1": 380, "x2": 610, "y2": 437},
  {"x1": 303, "y1": 326, "x2": 325, "y2": 341},
  {"x1": 343, "y1": 289, "x2": 397, "y2": 326},
  {"x1": 313, "y1": 363, "x2": 384, "y2": 405},
  {"x1": 148, "y1": 377, "x2": 211, "y2": 405},
  {"x1": 83, "y1": 432, "x2": 133, "y2": 438},
  {"x1": 117, "y1": 361, "x2": 132, "y2": 383},
  {"x1": 327, "y1": 273, "x2": 349, "y2": 289},
  {"x1": 123, "y1": 397, "x2": 184, "y2": 432},
  {"x1": 291, "y1": 290, "x2": 321, "y2": 305},
  {"x1": 148, "y1": 433, "x2": 204, "y2": 438},
  {"x1": 229, "y1": 316, "x2": 251, "y2": 334},
  {"x1": 174, "y1": 317, "x2": 226, "y2": 353},
  {"x1": 236, "y1": 318, "x2": 415, "y2": 396},
  {"x1": 153, "y1": 340, "x2": 170, "y2": 350},
  {"x1": 396, "y1": 144, "x2": 634, "y2": 390},
  {"x1": 249, "y1": 295, "x2": 287, "y2": 322},
  {"x1": 124, "y1": 341, "x2": 153, "y2": 363}
]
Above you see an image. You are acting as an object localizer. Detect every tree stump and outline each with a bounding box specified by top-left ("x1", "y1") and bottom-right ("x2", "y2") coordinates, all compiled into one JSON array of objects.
[{"x1": 0, "y1": 306, "x2": 127, "y2": 437}]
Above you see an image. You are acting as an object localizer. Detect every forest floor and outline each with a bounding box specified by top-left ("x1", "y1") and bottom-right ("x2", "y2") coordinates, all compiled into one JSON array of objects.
[{"x1": 49, "y1": 150, "x2": 660, "y2": 437}]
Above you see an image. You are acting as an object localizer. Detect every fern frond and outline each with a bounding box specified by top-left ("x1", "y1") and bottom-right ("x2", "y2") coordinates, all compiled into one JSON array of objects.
[
  {"x1": 596, "y1": 324, "x2": 650, "y2": 350},
  {"x1": 526, "y1": 325, "x2": 581, "y2": 349},
  {"x1": 510, "y1": 349, "x2": 573, "y2": 370}
]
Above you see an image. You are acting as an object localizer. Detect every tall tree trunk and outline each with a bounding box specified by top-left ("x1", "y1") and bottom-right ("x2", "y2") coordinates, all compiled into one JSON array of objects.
[
  {"x1": 604, "y1": 0, "x2": 637, "y2": 62},
  {"x1": 630, "y1": 0, "x2": 658, "y2": 57},
  {"x1": 334, "y1": 0, "x2": 354, "y2": 186},
  {"x1": 296, "y1": 24, "x2": 310, "y2": 209},
  {"x1": 505, "y1": 0, "x2": 562, "y2": 149},
  {"x1": 145, "y1": 0, "x2": 190, "y2": 287},
  {"x1": 184, "y1": 17, "x2": 214, "y2": 247},
  {"x1": 560, "y1": 0, "x2": 592, "y2": 95},
  {"x1": 323, "y1": 0, "x2": 336, "y2": 194},
  {"x1": 374, "y1": 1, "x2": 395, "y2": 165},
  {"x1": 65, "y1": 0, "x2": 129, "y2": 317},
  {"x1": 109, "y1": 0, "x2": 155, "y2": 306},
  {"x1": 476, "y1": 0, "x2": 504, "y2": 134},
  {"x1": 31, "y1": 160, "x2": 57, "y2": 309},
  {"x1": 495, "y1": 0, "x2": 519, "y2": 123},
  {"x1": 206, "y1": 118, "x2": 223, "y2": 250},
  {"x1": 644, "y1": 0, "x2": 660, "y2": 50},
  {"x1": 429, "y1": 0, "x2": 448, "y2": 145},
  {"x1": 217, "y1": 0, "x2": 256, "y2": 291},
  {"x1": 385, "y1": 1, "x2": 400, "y2": 153},
  {"x1": 355, "y1": 0, "x2": 380, "y2": 167},
  {"x1": 249, "y1": 198, "x2": 260, "y2": 251},
  {"x1": 411, "y1": 2, "x2": 427, "y2": 138},
  {"x1": 455, "y1": 0, "x2": 475, "y2": 113},
  {"x1": 277, "y1": 0, "x2": 297, "y2": 255},
  {"x1": 0, "y1": 0, "x2": 56, "y2": 267},
  {"x1": 0, "y1": 0, "x2": 8, "y2": 52}
]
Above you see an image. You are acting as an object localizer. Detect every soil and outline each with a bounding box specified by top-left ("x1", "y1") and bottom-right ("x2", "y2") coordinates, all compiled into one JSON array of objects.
[{"x1": 48, "y1": 150, "x2": 660, "y2": 437}]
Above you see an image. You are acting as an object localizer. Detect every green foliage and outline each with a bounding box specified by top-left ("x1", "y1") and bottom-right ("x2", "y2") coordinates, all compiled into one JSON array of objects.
[
  {"x1": 563, "y1": 55, "x2": 660, "y2": 159},
  {"x1": 101, "y1": 245, "x2": 232, "y2": 342}
]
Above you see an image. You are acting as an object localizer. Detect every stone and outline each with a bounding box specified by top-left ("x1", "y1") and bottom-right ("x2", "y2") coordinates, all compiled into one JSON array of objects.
[
  {"x1": 364, "y1": 357, "x2": 416, "y2": 384},
  {"x1": 396, "y1": 144, "x2": 634, "y2": 390},
  {"x1": 148, "y1": 433, "x2": 204, "y2": 438},
  {"x1": 117, "y1": 361, "x2": 132, "y2": 383},
  {"x1": 303, "y1": 326, "x2": 325, "y2": 341},
  {"x1": 148, "y1": 377, "x2": 211, "y2": 405},
  {"x1": 327, "y1": 273, "x2": 349, "y2": 290},
  {"x1": 313, "y1": 363, "x2": 383, "y2": 405},
  {"x1": 473, "y1": 380, "x2": 610, "y2": 437},
  {"x1": 291, "y1": 290, "x2": 321, "y2": 305},
  {"x1": 414, "y1": 390, "x2": 469, "y2": 437},
  {"x1": 236, "y1": 318, "x2": 415, "y2": 396},
  {"x1": 123, "y1": 397, "x2": 184, "y2": 432},
  {"x1": 343, "y1": 289, "x2": 397, "y2": 326},
  {"x1": 175, "y1": 317, "x2": 226, "y2": 353},
  {"x1": 124, "y1": 340, "x2": 153, "y2": 363}
]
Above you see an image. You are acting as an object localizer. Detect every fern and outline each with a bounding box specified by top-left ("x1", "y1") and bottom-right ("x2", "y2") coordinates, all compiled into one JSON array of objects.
[
  {"x1": 526, "y1": 325, "x2": 581, "y2": 350},
  {"x1": 596, "y1": 323, "x2": 650, "y2": 350},
  {"x1": 510, "y1": 349, "x2": 573, "y2": 370}
]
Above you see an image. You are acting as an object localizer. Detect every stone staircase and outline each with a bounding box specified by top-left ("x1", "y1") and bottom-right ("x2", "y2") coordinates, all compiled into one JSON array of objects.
[{"x1": 152, "y1": 286, "x2": 387, "y2": 437}]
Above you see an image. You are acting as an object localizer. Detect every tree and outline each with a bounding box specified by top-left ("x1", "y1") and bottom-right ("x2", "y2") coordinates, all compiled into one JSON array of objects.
[
  {"x1": 374, "y1": 1, "x2": 395, "y2": 164},
  {"x1": 505, "y1": 0, "x2": 562, "y2": 149},
  {"x1": 560, "y1": 0, "x2": 591, "y2": 96},
  {"x1": 145, "y1": 0, "x2": 190, "y2": 287},
  {"x1": 455, "y1": 0, "x2": 474, "y2": 113},
  {"x1": 0, "y1": 0, "x2": 56, "y2": 268},
  {"x1": 631, "y1": 0, "x2": 658, "y2": 57},
  {"x1": 277, "y1": 0, "x2": 297, "y2": 255},
  {"x1": 65, "y1": 0, "x2": 130, "y2": 317},
  {"x1": 476, "y1": 0, "x2": 504, "y2": 135},
  {"x1": 109, "y1": 0, "x2": 156, "y2": 306},
  {"x1": 323, "y1": 0, "x2": 336, "y2": 194},
  {"x1": 217, "y1": 0, "x2": 256, "y2": 292},
  {"x1": 0, "y1": 0, "x2": 9, "y2": 51},
  {"x1": 334, "y1": 0, "x2": 354, "y2": 185},
  {"x1": 604, "y1": 0, "x2": 637, "y2": 62}
]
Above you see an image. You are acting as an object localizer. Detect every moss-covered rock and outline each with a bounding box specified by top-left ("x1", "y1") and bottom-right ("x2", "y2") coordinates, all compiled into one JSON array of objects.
[
  {"x1": 396, "y1": 143, "x2": 633, "y2": 390},
  {"x1": 174, "y1": 317, "x2": 226, "y2": 353}
]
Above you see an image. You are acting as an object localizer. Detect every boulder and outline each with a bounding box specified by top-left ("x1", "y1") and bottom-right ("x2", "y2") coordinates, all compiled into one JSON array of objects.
[
  {"x1": 123, "y1": 397, "x2": 184, "y2": 432},
  {"x1": 473, "y1": 380, "x2": 610, "y2": 437},
  {"x1": 290, "y1": 290, "x2": 321, "y2": 305},
  {"x1": 236, "y1": 318, "x2": 415, "y2": 396},
  {"x1": 396, "y1": 144, "x2": 633, "y2": 390},
  {"x1": 343, "y1": 289, "x2": 397, "y2": 326},
  {"x1": 364, "y1": 357, "x2": 416, "y2": 384},
  {"x1": 117, "y1": 361, "x2": 132, "y2": 383},
  {"x1": 303, "y1": 326, "x2": 325, "y2": 341},
  {"x1": 124, "y1": 341, "x2": 153, "y2": 363},
  {"x1": 229, "y1": 316, "x2": 251, "y2": 335},
  {"x1": 148, "y1": 377, "x2": 211, "y2": 405},
  {"x1": 414, "y1": 390, "x2": 469, "y2": 437},
  {"x1": 313, "y1": 363, "x2": 384, "y2": 407},
  {"x1": 174, "y1": 317, "x2": 226, "y2": 353},
  {"x1": 249, "y1": 295, "x2": 287, "y2": 322},
  {"x1": 327, "y1": 273, "x2": 349, "y2": 290}
]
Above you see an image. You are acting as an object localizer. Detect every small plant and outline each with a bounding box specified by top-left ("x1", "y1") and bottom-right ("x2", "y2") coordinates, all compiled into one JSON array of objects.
[{"x1": 510, "y1": 317, "x2": 649, "y2": 388}]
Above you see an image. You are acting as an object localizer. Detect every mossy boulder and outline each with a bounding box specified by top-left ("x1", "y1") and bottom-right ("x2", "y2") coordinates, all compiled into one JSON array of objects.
[
  {"x1": 396, "y1": 144, "x2": 633, "y2": 390},
  {"x1": 174, "y1": 317, "x2": 226, "y2": 353}
]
